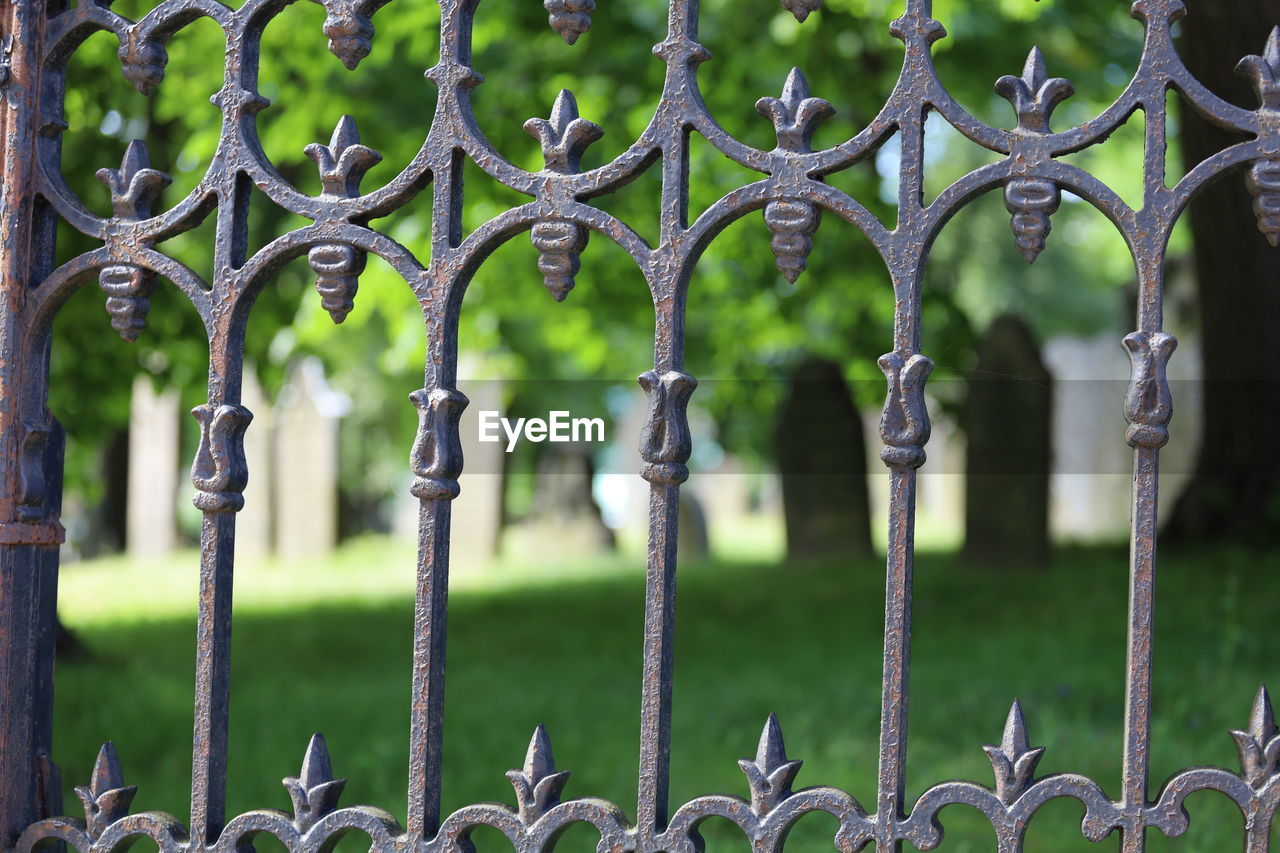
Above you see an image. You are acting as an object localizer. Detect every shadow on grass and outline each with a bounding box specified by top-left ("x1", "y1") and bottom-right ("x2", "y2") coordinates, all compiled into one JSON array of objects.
[{"x1": 52, "y1": 545, "x2": 1278, "y2": 853}]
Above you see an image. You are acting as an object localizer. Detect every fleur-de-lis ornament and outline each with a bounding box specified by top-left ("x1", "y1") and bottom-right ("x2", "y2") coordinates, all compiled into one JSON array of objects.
[
  {"x1": 756, "y1": 68, "x2": 834, "y2": 283},
  {"x1": 524, "y1": 91, "x2": 603, "y2": 301},
  {"x1": 95, "y1": 140, "x2": 171, "y2": 341},
  {"x1": 283, "y1": 733, "x2": 347, "y2": 832},
  {"x1": 545, "y1": 0, "x2": 593, "y2": 45},
  {"x1": 1232, "y1": 685, "x2": 1280, "y2": 789},
  {"x1": 1238, "y1": 28, "x2": 1280, "y2": 246},
  {"x1": 507, "y1": 726, "x2": 571, "y2": 824},
  {"x1": 304, "y1": 116, "x2": 382, "y2": 323},
  {"x1": 74, "y1": 743, "x2": 137, "y2": 841},
  {"x1": 982, "y1": 701, "x2": 1045, "y2": 805},
  {"x1": 738, "y1": 714, "x2": 803, "y2": 815},
  {"x1": 996, "y1": 48, "x2": 1074, "y2": 264}
]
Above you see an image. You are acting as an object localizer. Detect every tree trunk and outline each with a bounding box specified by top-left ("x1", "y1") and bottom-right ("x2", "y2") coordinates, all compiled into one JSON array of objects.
[
  {"x1": 773, "y1": 357, "x2": 872, "y2": 560},
  {"x1": 1166, "y1": 0, "x2": 1280, "y2": 543}
]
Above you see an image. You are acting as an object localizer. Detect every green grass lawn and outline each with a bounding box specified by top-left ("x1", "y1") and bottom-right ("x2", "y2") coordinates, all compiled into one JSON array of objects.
[{"x1": 51, "y1": 538, "x2": 1278, "y2": 853}]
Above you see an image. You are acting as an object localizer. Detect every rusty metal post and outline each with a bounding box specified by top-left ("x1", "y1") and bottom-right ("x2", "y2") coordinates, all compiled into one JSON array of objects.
[{"x1": 0, "y1": 0, "x2": 62, "y2": 842}]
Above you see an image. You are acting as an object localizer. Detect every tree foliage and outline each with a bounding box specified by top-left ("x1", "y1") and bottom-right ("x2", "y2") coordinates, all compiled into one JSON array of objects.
[{"x1": 51, "y1": 0, "x2": 1158, "y2": 518}]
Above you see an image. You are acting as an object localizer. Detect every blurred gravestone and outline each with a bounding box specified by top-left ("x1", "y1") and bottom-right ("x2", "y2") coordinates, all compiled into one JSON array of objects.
[
  {"x1": 126, "y1": 375, "x2": 179, "y2": 557},
  {"x1": 963, "y1": 314, "x2": 1052, "y2": 567},
  {"x1": 510, "y1": 446, "x2": 614, "y2": 559},
  {"x1": 677, "y1": 489, "x2": 709, "y2": 561},
  {"x1": 451, "y1": 377, "x2": 505, "y2": 569},
  {"x1": 773, "y1": 357, "x2": 871, "y2": 560},
  {"x1": 238, "y1": 366, "x2": 273, "y2": 558},
  {"x1": 274, "y1": 358, "x2": 350, "y2": 560}
]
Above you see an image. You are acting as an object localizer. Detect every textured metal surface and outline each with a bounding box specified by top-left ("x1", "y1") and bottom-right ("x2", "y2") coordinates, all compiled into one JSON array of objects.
[{"x1": 1, "y1": 0, "x2": 1278, "y2": 851}]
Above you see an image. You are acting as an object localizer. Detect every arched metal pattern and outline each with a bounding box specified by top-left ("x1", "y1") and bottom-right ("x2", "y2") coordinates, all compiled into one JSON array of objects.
[{"x1": 0, "y1": 0, "x2": 1276, "y2": 851}]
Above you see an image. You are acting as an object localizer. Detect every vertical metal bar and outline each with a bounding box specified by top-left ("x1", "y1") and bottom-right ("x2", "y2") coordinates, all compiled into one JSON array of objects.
[
  {"x1": 637, "y1": 480, "x2": 680, "y2": 839},
  {"x1": 1121, "y1": 446, "x2": 1157, "y2": 853},
  {"x1": 408, "y1": 0, "x2": 470, "y2": 819},
  {"x1": 407, "y1": 497, "x2": 451, "y2": 840},
  {"x1": 635, "y1": 0, "x2": 698, "y2": 823},
  {"x1": 0, "y1": 0, "x2": 59, "y2": 841},
  {"x1": 190, "y1": 512, "x2": 235, "y2": 846},
  {"x1": 875, "y1": 466, "x2": 915, "y2": 851},
  {"x1": 190, "y1": 163, "x2": 253, "y2": 847}
]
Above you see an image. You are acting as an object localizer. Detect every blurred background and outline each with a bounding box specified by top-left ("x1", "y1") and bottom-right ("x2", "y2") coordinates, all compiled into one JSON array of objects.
[{"x1": 45, "y1": 0, "x2": 1279, "y2": 851}]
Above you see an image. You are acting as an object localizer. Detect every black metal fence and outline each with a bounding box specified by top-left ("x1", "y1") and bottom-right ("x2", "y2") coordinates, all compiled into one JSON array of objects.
[{"x1": 0, "y1": 0, "x2": 1277, "y2": 851}]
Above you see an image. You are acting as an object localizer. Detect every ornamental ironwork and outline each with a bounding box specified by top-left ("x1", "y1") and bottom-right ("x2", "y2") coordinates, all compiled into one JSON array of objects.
[{"x1": 0, "y1": 0, "x2": 1275, "y2": 852}]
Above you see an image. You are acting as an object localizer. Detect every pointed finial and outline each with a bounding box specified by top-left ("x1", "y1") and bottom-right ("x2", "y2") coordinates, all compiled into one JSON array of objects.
[
  {"x1": 524, "y1": 90, "x2": 604, "y2": 173},
  {"x1": 756, "y1": 67, "x2": 834, "y2": 153},
  {"x1": 506, "y1": 725, "x2": 571, "y2": 824},
  {"x1": 283, "y1": 733, "x2": 347, "y2": 832},
  {"x1": 1232, "y1": 685, "x2": 1280, "y2": 788},
  {"x1": 995, "y1": 46, "x2": 1074, "y2": 133},
  {"x1": 305, "y1": 115, "x2": 382, "y2": 198},
  {"x1": 74, "y1": 743, "x2": 138, "y2": 840},
  {"x1": 982, "y1": 700, "x2": 1045, "y2": 805},
  {"x1": 737, "y1": 714, "x2": 803, "y2": 815},
  {"x1": 95, "y1": 140, "x2": 171, "y2": 221},
  {"x1": 1238, "y1": 28, "x2": 1280, "y2": 111}
]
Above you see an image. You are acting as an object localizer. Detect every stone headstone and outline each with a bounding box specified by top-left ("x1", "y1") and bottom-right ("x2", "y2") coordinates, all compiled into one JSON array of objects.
[
  {"x1": 963, "y1": 314, "x2": 1052, "y2": 567},
  {"x1": 510, "y1": 445, "x2": 616, "y2": 559},
  {"x1": 126, "y1": 375, "x2": 179, "y2": 557},
  {"x1": 273, "y1": 358, "x2": 350, "y2": 560},
  {"x1": 237, "y1": 365, "x2": 273, "y2": 559},
  {"x1": 773, "y1": 357, "x2": 872, "y2": 560},
  {"x1": 450, "y1": 377, "x2": 505, "y2": 570}
]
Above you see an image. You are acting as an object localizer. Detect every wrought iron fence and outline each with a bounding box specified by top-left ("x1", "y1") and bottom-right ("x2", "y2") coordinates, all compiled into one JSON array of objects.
[{"x1": 0, "y1": 0, "x2": 1277, "y2": 851}]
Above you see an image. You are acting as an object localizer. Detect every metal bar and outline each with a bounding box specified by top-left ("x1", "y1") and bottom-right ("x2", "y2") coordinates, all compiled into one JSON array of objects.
[
  {"x1": 190, "y1": 512, "x2": 235, "y2": 847},
  {"x1": 0, "y1": 0, "x2": 60, "y2": 842},
  {"x1": 636, "y1": 482, "x2": 680, "y2": 839}
]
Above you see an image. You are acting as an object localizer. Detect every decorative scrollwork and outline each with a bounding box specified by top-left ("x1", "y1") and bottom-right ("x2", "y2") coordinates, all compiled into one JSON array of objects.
[
  {"x1": 1232, "y1": 685, "x2": 1280, "y2": 789},
  {"x1": 878, "y1": 352, "x2": 933, "y2": 469},
  {"x1": 506, "y1": 726, "x2": 571, "y2": 825},
  {"x1": 95, "y1": 141, "x2": 170, "y2": 340},
  {"x1": 738, "y1": 714, "x2": 802, "y2": 816},
  {"x1": 1121, "y1": 331, "x2": 1177, "y2": 449},
  {"x1": 74, "y1": 743, "x2": 137, "y2": 842},
  {"x1": 524, "y1": 90, "x2": 602, "y2": 300},
  {"x1": 409, "y1": 387, "x2": 468, "y2": 500},
  {"x1": 283, "y1": 733, "x2": 346, "y2": 832},
  {"x1": 190, "y1": 404, "x2": 253, "y2": 513},
  {"x1": 982, "y1": 701, "x2": 1044, "y2": 806},
  {"x1": 304, "y1": 116, "x2": 382, "y2": 323},
  {"x1": 756, "y1": 68, "x2": 833, "y2": 283},
  {"x1": 638, "y1": 369, "x2": 696, "y2": 486},
  {"x1": 18, "y1": 1, "x2": 1280, "y2": 852}
]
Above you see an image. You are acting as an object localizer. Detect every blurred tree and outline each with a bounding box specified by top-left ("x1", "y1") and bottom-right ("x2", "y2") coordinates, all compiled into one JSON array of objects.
[
  {"x1": 47, "y1": 0, "x2": 1149, "y2": 550},
  {"x1": 1166, "y1": 0, "x2": 1280, "y2": 544}
]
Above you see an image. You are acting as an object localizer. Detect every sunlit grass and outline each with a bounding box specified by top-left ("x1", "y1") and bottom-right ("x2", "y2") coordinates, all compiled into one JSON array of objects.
[{"x1": 52, "y1": 539, "x2": 1278, "y2": 853}]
